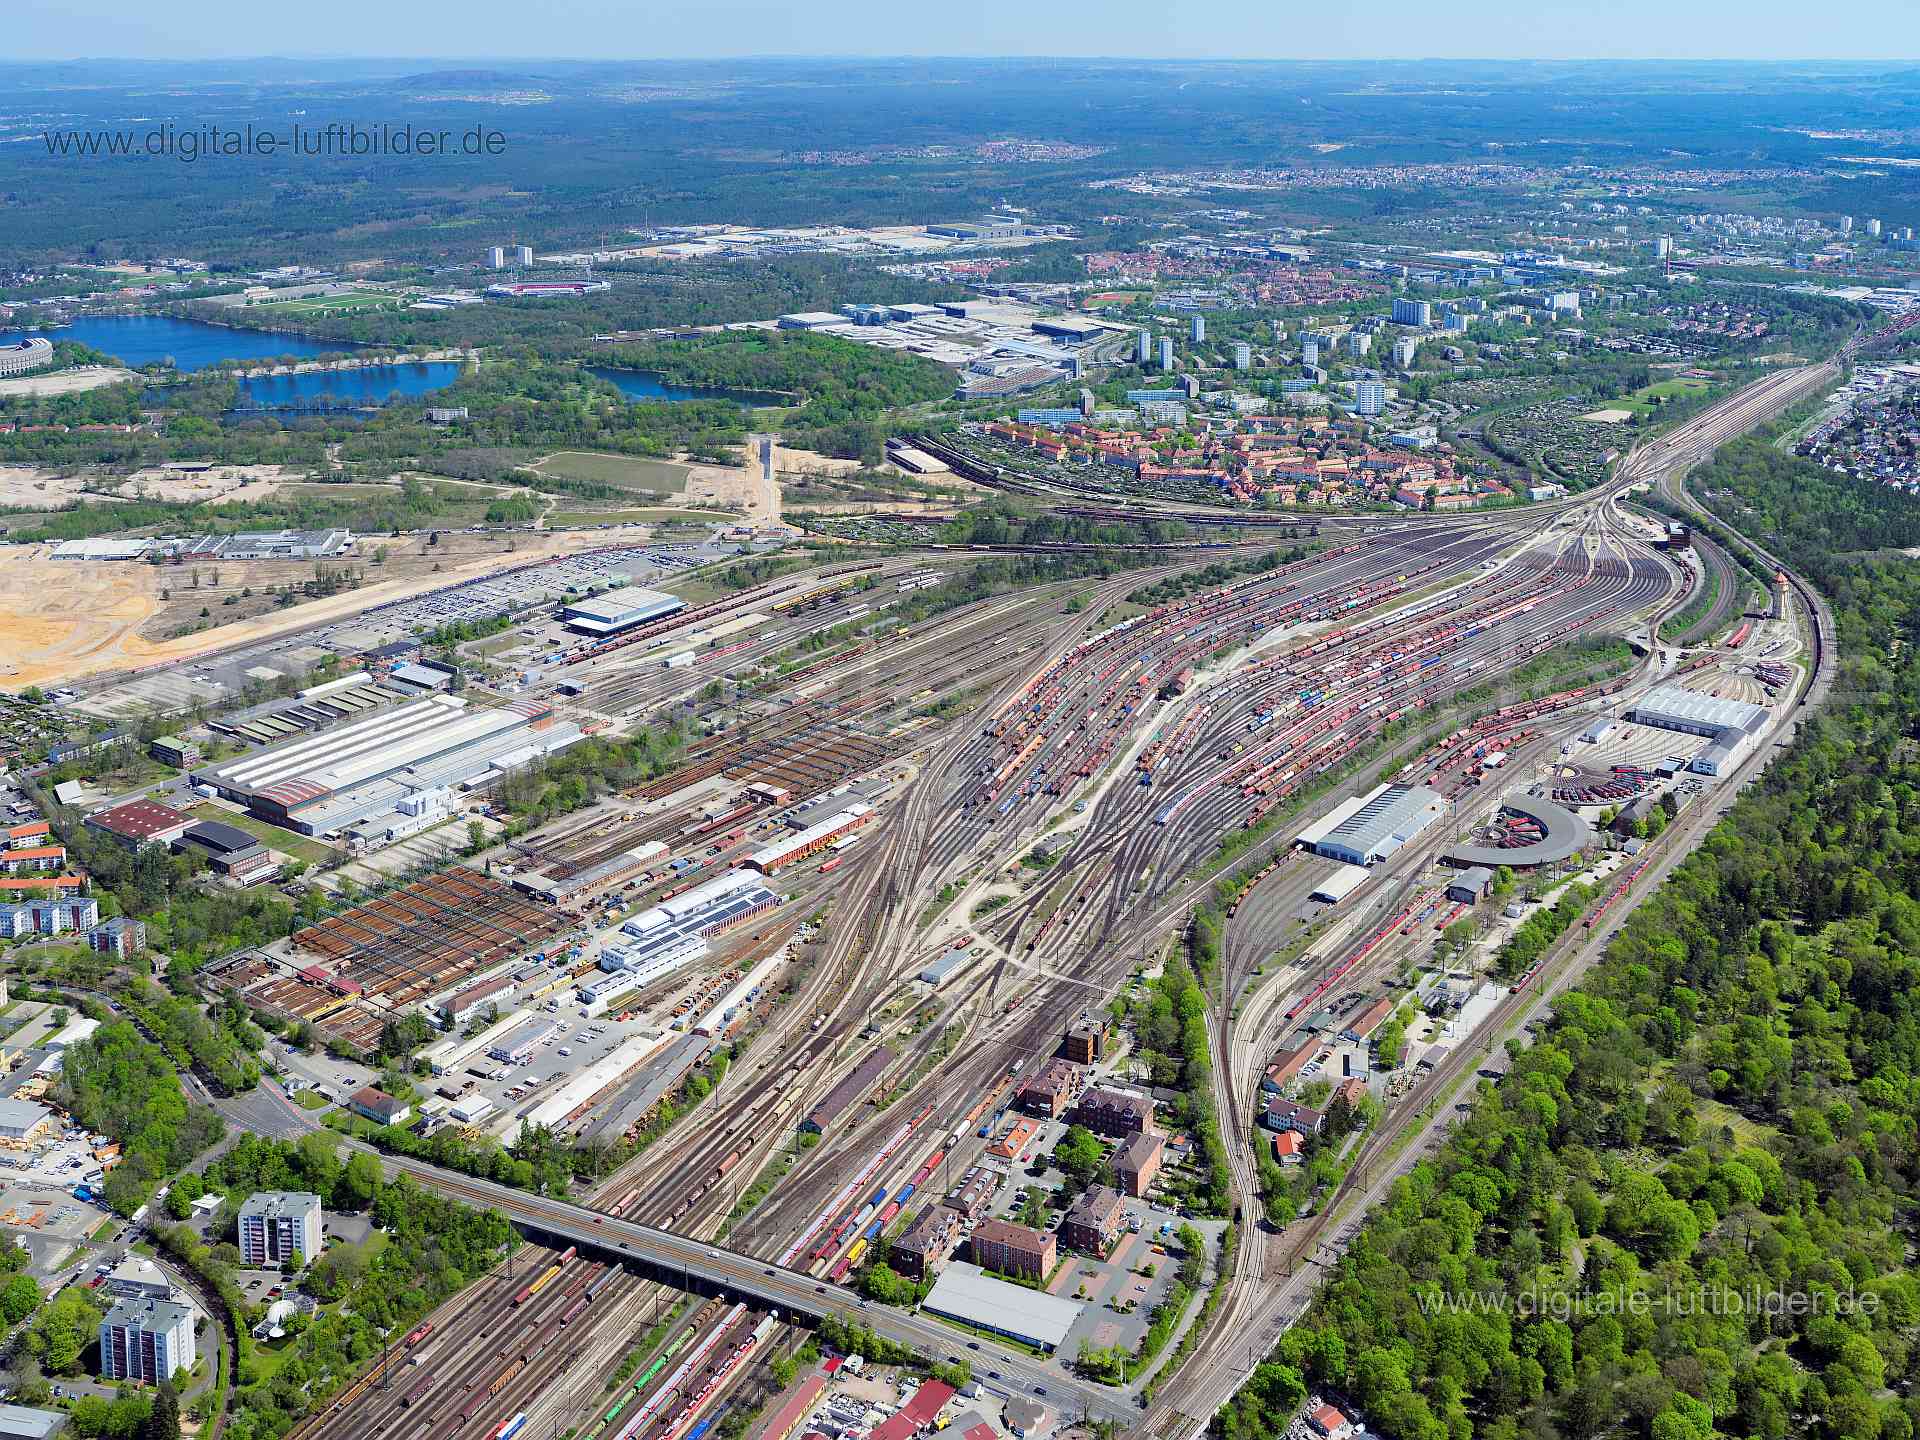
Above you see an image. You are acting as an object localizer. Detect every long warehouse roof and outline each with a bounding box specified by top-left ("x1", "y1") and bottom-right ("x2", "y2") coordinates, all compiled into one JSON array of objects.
[
  {"x1": 200, "y1": 696, "x2": 543, "y2": 804},
  {"x1": 922, "y1": 1264, "x2": 1083, "y2": 1350},
  {"x1": 1312, "y1": 783, "x2": 1445, "y2": 862},
  {"x1": 1627, "y1": 684, "x2": 1768, "y2": 735}
]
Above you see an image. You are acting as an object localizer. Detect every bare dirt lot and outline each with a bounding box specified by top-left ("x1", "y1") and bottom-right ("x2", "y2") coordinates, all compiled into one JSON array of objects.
[
  {"x1": 0, "y1": 526, "x2": 654, "y2": 692},
  {"x1": 0, "y1": 467, "x2": 121, "y2": 509},
  {"x1": 120, "y1": 463, "x2": 304, "y2": 505},
  {"x1": 0, "y1": 365, "x2": 136, "y2": 399}
]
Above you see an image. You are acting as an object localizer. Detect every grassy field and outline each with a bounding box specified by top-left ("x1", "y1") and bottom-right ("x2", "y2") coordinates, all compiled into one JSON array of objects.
[
  {"x1": 531, "y1": 451, "x2": 691, "y2": 494},
  {"x1": 247, "y1": 291, "x2": 398, "y2": 317},
  {"x1": 1616, "y1": 376, "x2": 1716, "y2": 414},
  {"x1": 292, "y1": 1090, "x2": 332, "y2": 1112},
  {"x1": 188, "y1": 803, "x2": 336, "y2": 865}
]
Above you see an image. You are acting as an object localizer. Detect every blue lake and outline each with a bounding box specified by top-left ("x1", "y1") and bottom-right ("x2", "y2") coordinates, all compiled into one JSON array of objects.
[
  {"x1": 0, "y1": 313, "x2": 349, "y2": 371},
  {"x1": 235, "y1": 362, "x2": 464, "y2": 411},
  {"x1": 586, "y1": 365, "x2": 781, "y2": 407}
]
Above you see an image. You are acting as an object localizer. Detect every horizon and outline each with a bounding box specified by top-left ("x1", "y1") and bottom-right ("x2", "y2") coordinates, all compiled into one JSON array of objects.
[{"x1": 10, "y1": 0, "x2": 1920, "y2": 65}]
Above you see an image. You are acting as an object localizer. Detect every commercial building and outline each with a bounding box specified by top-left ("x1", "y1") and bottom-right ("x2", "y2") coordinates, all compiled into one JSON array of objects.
[
  {"x1": 176, "y1": 820, "x2": 278, "y2": 882},
  {"x1": 348, "y1": 1087, "x2": 411, "y2": 1127},
  {"x1": 1113, "y1": 1132, "x2": 1164, "y2": 1199},
  {"x1": 1298, "y1": 783, "x2": 1446, "y2": 866},
  {"x1": 195, "y1": 694, "x2": 581, "y2": 836},
  {"x1": 0, "y1": 1100, "x2": 51, "y2": 1142},
  {"x1": 1063, "y1": 1017, "x2": 1105, "y2": 1064},
  {"x1": 162, "y1": 528, "x2": 352, "y2": 562},
  {"x1": 422, "y1": 1007, "x2": 532, "y2": 1074},
  {"x1": 745, "y1": 803, "x2": 873, "y2": 874},
  {"x1": 1261, "y1": 1098, "x2": 1327, "y2": 1136},
  {"x1": 1624, "y1": 685, "x2": 1770, "y2": 776},
  {"x1": 99, "y1": 1295, "x2": 195, "y2": 1385},
  {"x1": 509, "y1": 1032, "x2": 670, "y2": 1143},
  {"x1": 1340, "y1": 996, "x2": 1395, "y2": 1044},
  {"x1": 891, "y1": 1205, "x2": 962, "y2": 1280},
  {"x1": 941, "y1": 1165, "x2": 1001, "y2": 1221},
  {"x1": 0, "y1": 1403, "x2": 64, "y2": 1440},
  {"x1": 148, "y1": 735, "x2": 202, "y2": 768},
  {"x1": 84, "y1": 798, "x2": 194, "y2": 849},
  {"x1": 1015, "y1": 1058, "x2": 1082, "y2": 1119},
  {"x1": 238, "y1": 1191, "x2": 323, "y2": 1265},
  {"x1": 489, "y1": 1019, "x2": 559, "y2": 1067},
  {"x1": 1069, "y1": 1086, "x2": 1154, "y2": 1139},
  {"x1": 970, "y1": 1218, "x2": 1055, "y2": 1281},
  {"x1": 1446, "y1": 866, "x2": 1494, "y2": 903},
  {"x1": 558, "y1": 587, "x2": 686, "y2": 638},
  {"x1": 1059, "y1": 1184, "x2": 1125, "y2": 1256},
  {"x1": 439, "y1": 973, "x2": 516, "y2": 1029},
  {"x1": 1309, "y1": 863, "x2": 1370, "y2": 905},
  {"x1": 1003, "y1": 1397, "x2": 1054, "y2": 1438},
  {"x1": 800, "y1": 1045, "x2": 894, "y2": 1135}
]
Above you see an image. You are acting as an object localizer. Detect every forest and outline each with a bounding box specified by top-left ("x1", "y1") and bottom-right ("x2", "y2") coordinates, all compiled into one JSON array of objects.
[{"x1": 1217, "y1": 436, "x2": 1920, "y2": 1440}]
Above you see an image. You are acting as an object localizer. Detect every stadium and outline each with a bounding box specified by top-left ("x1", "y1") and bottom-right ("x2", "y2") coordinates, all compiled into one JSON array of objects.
[{"x1": 0, "y1": 337, "x2": 55, "y2": 377}]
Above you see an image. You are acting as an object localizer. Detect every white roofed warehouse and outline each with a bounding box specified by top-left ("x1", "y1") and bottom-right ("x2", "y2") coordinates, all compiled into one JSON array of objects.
[
  {"x1": 194, "y1": 695, "x2": 582, "y2": 835},
  {"x1": 1624, "y1": 685, "x2": 1771, "y2": 778},
  {"x1": 1298, "y1": 783, "x2": 1447, "y2": 866},
  {"x1": 559, "y1": 587, "x2": 685, "y2": 637}
]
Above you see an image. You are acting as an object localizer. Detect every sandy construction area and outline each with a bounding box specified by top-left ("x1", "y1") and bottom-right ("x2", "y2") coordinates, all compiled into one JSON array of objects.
[
  {"x1": 0, "y1": 467, "x2": 119, "y2": 509},
  {"x1": 1581, "y1": 408, "x2": 1635, "y2": 423},
  {"x1": 120, "y1": 463, "x2": 303, "y2": 505},
  {"x1": 0, "y1": 526, "x2": 653, "y2": 692},
  {"x1": 0, "y1": 366, "x2": 136, "y2": 399}
]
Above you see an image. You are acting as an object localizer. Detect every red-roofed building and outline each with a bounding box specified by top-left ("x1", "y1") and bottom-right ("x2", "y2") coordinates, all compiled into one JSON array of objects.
[
  {"x1": 0, "y1": 875, "x2": 86, "y2": 894},
  {"x1": 752, "y1": 1373, "x2": 827, "y2": 1440},
  {"x1": 1273, "y1": 1130, "x2": 1304, "y2": 1165},
  {"x1": 3, "y1": 820, "x2": 51, "y2": 849},
  {"x1": 1309, "y1": 1403, "x2": 1353, "y2": 1440},
  {"x1": 0, "y1": 845, "x2": 65, "y2": 875},
  {"x1": 84, "y1": 798, "x2": 193, "y2": 849}
]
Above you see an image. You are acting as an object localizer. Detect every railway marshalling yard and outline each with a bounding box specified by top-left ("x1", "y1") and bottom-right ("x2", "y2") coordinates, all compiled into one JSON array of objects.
[{"x1": 91, "y1": 369, "x2": 1831, "y2": 1440}]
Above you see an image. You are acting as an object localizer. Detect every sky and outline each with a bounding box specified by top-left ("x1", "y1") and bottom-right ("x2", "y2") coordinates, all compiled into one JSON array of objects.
[{"x1": 8, "y1": 0, "x2": 1919, "y2": 63}]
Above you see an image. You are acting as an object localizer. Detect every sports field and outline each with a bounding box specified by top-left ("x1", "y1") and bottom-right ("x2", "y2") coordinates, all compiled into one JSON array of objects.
[
  {"x1": 531, "y1": 451, "x2": 691, "y2": 493},
  {"x1": 249, "y1": 291, "x2": 397, "y2": 317}
]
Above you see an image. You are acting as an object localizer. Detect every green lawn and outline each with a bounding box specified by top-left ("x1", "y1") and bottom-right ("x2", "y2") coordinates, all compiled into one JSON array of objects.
[
  {"x1": 532, "y1": 451, "x2": 692, "y2": 494},
  {"x1": 292, "y1": 1090, "x2": 332, "y2": 1112},
  {"x1": 248, "y1": 292, "x2": 397, "y2": 316},
  {"x1": 187, "y1": 804, "x2": 336, "y2": 865}
]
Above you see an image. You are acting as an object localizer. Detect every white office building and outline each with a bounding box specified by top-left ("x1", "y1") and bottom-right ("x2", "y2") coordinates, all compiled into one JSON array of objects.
[
  {"x1": 99, "y1": 1295, "x2": 196, "y2": 1385},
  {"x1": 239, "y1": 1191, "x2": 323, "y2": 1266}
]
